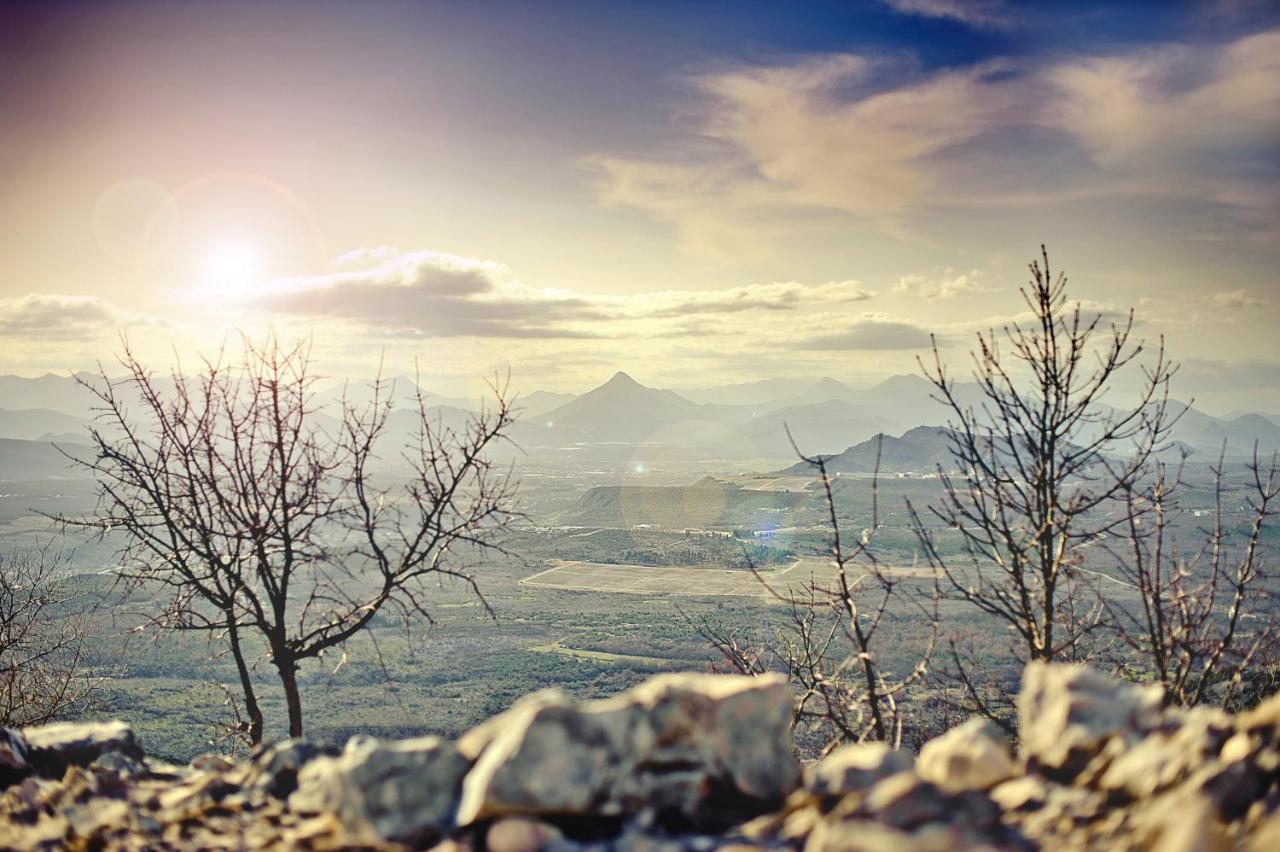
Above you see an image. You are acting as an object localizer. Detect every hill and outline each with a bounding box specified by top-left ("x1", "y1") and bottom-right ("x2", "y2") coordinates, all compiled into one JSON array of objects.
[
  {"x1": 737, "y1": 400, "x2": 893, "y2": 458},
  {"x1": 0, "y1": 407, "x2": 93, "y2": 441},
  {"x1": 785, "y1": 425, "x2": 955, "y2": 474},
  {"x1": 0, "y1": 437, "x2": 95, "y2": 481}
]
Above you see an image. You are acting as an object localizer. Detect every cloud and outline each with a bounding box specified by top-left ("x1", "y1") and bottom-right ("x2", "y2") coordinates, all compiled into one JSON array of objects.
[
  {"x1": 256, "y1": 248, "x2": 880, "y2": 340},
  {"x1": 879, "y1": 0, "x2": 1016, "y2": 30},
  {"x1": 0, "y1": 294, "x2": 160, "y2": 339},
  {"x1": 258, "y1": 249, "x2": 605, "y2": 339},
  {"x1": 893, "y1": 270, "x2": 987, "y2": 300},
  {"x1": 797, "y1": 315, "x2": 938, "y2": 350},
  {"x1": 1210, "y1": 288, "x2": 1267, "y2": 309},
  {"x1": 622, "y1": 280, "x2": 874, "y2": 319},
  {"x1": 590, "y1": 28, "x2": 1280, "y2": 252}
]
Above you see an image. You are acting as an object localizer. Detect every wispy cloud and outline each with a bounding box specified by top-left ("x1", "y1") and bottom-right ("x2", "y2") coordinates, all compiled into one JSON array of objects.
[
  {"x1": 590, "y1": 28, "x2": 1280, "y2": 254},
  {"x1": 892, "y1": 270, "x2": 987, "y2": 300},
  {"x1": 797, "y1": 315, "x2": 938, "y2": 350},
  {"x1": 878, "y1": 0, "x2": 1017, "y2": 30},
  {"x1": 1210, "y1": 288, "x2": 1267, "y2": 309},
  {"x1": 257, "y1": 249, "x2": 605, "y2": 339},
  {"x1": 254, "y1": 248, "x2": 879, "y2": 340}
]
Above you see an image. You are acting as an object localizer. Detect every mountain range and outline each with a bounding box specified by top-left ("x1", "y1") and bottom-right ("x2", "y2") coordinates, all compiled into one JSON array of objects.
[{"x1": 1, "y1": 370, "x2": 1277, "y2": 481}]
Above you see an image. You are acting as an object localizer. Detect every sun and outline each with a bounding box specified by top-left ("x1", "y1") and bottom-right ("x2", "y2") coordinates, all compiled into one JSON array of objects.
[{"x1": 200, "y1": 239, "x2": 262, "y2": 300}]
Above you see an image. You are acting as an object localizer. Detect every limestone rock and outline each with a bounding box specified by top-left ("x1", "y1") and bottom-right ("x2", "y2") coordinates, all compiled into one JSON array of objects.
[
  {"x1": 242, "y1": 739, "x2": 330, "y2": 800},
  {"x1": 0, "y1": 727, "x2": 30, "y2": 786},
  {"x1": 290, "y1": 733, "x2": 468, "y2": 846},
  {"x1": 22, "y1": 721, "x2": 144, "y2": 778},
  {"x1": 1018, "y1": 661, "x2": 1162, "y2": 779},
  {"x1": 1096, "y1": 706, "x2": 1232, "y2": 798},
  {"x1": 917, "y1": 718, "x2": 1016, "y2": 793},
  {"x1": 456, "y1": 672, "x2": 797, "y2": 827},
  {"x1": 486, "y1": 816, "x2": 565, "y2": 852},
  {"x1": 806, "y1": 741, "x2": 913, "y2": 799}
]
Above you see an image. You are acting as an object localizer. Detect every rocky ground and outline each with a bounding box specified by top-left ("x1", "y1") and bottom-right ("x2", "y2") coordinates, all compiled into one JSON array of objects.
[{"x1": 1, "y1": 662, "x2": 1278, "y2": 850}]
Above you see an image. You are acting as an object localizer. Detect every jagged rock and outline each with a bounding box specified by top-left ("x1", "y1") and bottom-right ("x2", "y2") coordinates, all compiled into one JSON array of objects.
[
  {"x1": 988, "y1": 775, "x2": 1047, "y2": 812},
  {"x1": 242, "y1": 739, "x2": 330, "y2": 800},
  {"x1": 21, "y1": 721, "x2": 144, "y2": 778},
  {"x1": 1017, "y1": 661, "x2": 1163, "y2": 780},
  {"x1": 290, "y1": 733, "x2": 469, "y2": 846},
  {"x1": 917, "y1": 718, "x2": 1017, "y2": 793},
  {"x1": 0, "y1": 728, "x2": 29, "y2": 786},
  {"x1": 456, "y1": 672, "x2": 797, "y2": 827},
  {"x1": 90, "y1": 750, "x2": 146, "y2": 778},
  {"x1": 1096, "y1": 706, "x2": 1233, "y2": 798},
  {"x1": 806, "y1": 741, "x2": 913, "y2": 799}
]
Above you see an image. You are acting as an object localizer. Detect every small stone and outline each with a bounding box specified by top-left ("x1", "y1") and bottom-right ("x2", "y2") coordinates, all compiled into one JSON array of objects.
[
  {"x1": 486, "y1": 816, "x2": 565, "y2": 852},
  {"x1": 806, "y1": 742, "x2": 912, "y2": 799},
  {"x1": 22, "y1": 721, "x2": 144, "y2": 778},
  {"x1": 0, "y1": 727, "x2": 30, "y2": 787},
  {"x1": 291, "y1": 734, "x2": 468, "y2": 846},
  {"x1": 916, "y1": 718, "x2": 1016, "y2": 793},
  {"x1": 989, "y1": 776, "x2": 1047, "y2": 812}
]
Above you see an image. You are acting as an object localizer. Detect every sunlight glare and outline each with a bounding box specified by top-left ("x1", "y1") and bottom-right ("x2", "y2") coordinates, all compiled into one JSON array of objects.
[{"x1": 201, "y1": 239, "x2": 262, "y2": 300}]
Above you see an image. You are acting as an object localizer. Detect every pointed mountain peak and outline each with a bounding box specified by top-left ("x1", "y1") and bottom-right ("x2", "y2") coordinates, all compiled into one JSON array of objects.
[{"x1": 603, "y1": 371, "x2": 642, "y2": 388}]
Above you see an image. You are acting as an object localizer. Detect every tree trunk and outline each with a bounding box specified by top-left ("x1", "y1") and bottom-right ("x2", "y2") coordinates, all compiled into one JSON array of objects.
[
  {"x1": 276, "y1": 655, "x2": 304, "y2": 738},
  {"x1": 226, "y1": 619, "x2": 264, "y2": 745}
]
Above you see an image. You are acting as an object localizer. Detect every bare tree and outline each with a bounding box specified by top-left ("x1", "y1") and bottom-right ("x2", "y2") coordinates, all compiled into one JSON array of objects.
[
  {"x1": 58, "y1": 335, "x2": 517, "y2": 741},
  {"x1": 908, "y1": 246, "x2": 1179, "y2": 723},
  {"x1": 699, "y1": 436, "x2": 939, "y2": 755},
  {"x1": 1105, "y1": 447, "x2": 1279, "y2": 709},
  {"x1": 0, "y1": 548, "x2": 105, "y2": 726}
]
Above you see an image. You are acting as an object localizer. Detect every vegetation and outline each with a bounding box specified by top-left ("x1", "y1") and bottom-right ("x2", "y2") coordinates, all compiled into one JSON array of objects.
[
  {"x1": 0, "y1": 548, "x2": 108, "y2": 726},
  {"x1": 56, "y1": 336, "x2": 516, "y2": 743}
]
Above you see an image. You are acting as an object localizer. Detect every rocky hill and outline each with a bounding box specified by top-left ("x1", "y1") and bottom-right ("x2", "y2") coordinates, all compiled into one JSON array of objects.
[{"x1": 1, "y1": 663, "x2": 1278, "y2": 850}]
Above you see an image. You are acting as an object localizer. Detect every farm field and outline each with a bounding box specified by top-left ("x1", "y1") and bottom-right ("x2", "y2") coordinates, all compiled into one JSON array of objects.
[{"x1": 520, "y1": 556, "x2": 935, "y2": 597}]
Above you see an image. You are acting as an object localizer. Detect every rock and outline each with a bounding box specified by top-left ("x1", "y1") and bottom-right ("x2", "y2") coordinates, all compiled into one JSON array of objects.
[
  {"x1": 290, "y1": 734, "x2": 469, "y2": 846},
  {"x1": 1096, "y1": 707, "x2": 1233, "y2": 798},
  {"x1": 485, "y1": 816, "x2": 565, "y2": 852},
  {"x1": 243, "y1": 739, "x2": 329, "y2": 800},
  {"x1": 917, "y1": 718, "x2": 1016, "y2": 793},
  {"x1": 456, "y1": 672, "x2": 797, "y2": 827},
  {"x1": 1017, "y1": 661, "x2": 1163, "y2": 780},
  {"x1": 90, "y1": 750, "x2": 145, "y2": 779},
  {"x1": 988, "y1": 776, "x2": 1047, "y2": 812},
  {"x1": 0, "y1": 727, "x2": 30, "y2": 786},
  {"x1": 806, "y1": 742, "x2": 913, "y2": 799},
  {"x1": 22, "y1": 721, "x2": 144, "y2": 778}
]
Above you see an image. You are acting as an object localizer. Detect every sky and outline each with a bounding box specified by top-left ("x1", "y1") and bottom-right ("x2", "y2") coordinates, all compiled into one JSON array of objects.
[{"x1": 0, "y1": 0, "x2": 1277, "y2": 412}]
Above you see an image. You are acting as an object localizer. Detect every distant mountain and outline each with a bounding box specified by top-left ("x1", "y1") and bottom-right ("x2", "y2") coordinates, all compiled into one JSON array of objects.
[
  {"x1": 0, "y1": 407, "x2": 93, "y2": 441},
  {"x1": 314, "y1": 376, "x2": 475, "y2": 413},
  {"x1": 1163, "y1": 404, "x2": 1280, "y2": 456},
  {"x1": 785, "y1": 426, "x2": 956, "y2": 475},
  {"x1": 0, "y1": 438, "x2": 95, "y2": 481},
  {"x1": 540, "y1": 372, "x2": 734, "y2": 444},
  {"x1": 0, "y1": 374, "x2": 98, "y2": 418},
  {"x1": 736, "y1": 400, "x2": 893, "y2": 458},
  {"x1": 677, "y1": 377, "x2": 819, "y2": 407},
  {"x1": 517, "y1": 390, "x2": 577, "y2": 419}
]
